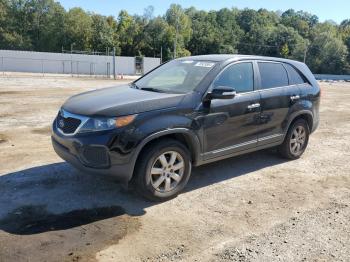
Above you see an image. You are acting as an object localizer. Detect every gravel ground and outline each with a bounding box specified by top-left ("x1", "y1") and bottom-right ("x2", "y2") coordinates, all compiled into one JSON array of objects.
[{"x1": 0, "y1": 75, "x2": 349, "y2": 262}]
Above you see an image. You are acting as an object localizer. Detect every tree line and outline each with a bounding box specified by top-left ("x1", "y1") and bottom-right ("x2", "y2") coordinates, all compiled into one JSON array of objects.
[{"x1": 1, "y1": 0, "x2": 350, "y2": 74}]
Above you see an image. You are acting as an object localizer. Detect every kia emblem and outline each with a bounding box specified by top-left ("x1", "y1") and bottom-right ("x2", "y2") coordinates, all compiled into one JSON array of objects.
[{"x1": 59, "y1": 119, "x2": 65, "y2": 128}]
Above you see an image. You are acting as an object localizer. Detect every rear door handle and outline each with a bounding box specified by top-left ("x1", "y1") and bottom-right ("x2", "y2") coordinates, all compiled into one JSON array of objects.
[
  {"x1": 247, "y1": 103, "x2": 261, "y2": 110},
  {"x1": 290, "y1": 95, "x2": 300, "y2": 101}
]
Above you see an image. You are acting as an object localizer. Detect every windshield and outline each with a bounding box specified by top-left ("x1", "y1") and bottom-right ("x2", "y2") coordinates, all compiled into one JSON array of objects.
[{"x1": 133, "y1": 60, "x2": 216, "y2": 94}]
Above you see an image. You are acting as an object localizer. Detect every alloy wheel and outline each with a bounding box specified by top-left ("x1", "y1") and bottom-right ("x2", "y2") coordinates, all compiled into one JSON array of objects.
[
  {"x1": 290, "y1": 125, "x2": 306, "y2": 155},
  {"x1": 150, "y1": 151, "x2": 185, "y2": 192}
]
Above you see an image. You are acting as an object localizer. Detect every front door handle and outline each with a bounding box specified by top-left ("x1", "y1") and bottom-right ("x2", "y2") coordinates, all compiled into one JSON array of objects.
[
  {"x1": 290, "y1": 95, "x2": 300, "y2": 102},
  {"x1": 247, "y1": 103, "x2": 261, "y2": 110}
]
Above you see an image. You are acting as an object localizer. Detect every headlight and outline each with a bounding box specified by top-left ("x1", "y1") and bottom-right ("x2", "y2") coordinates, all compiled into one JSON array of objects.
[{"x1": 78, "y1": 114, "x2": 137, "y2": 133}]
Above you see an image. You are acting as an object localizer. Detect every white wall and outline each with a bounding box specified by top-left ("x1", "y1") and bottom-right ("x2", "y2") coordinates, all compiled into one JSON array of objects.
[
  {"x1": 314, "y1": 74, "x2": 350, "y2": 81},
  {"x1": 0, "y1": 50, "x2": 160, "y2": 76},
  {"x1": 115, "y1": 56, "x2": 135, "y2": 75},
  {"x1": 143, "y1": 57, "x2": 161, "y2": 74}
]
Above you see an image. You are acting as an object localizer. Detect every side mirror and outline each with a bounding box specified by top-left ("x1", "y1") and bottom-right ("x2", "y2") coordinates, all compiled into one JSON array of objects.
[{"x1": 206, "y1": 86, "x2": 236, "y2": 100}]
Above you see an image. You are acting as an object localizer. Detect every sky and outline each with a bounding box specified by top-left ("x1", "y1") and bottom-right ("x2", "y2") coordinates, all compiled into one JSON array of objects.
[{"x1": 58, "y1": 0, "x2": 349, "y2": 24}]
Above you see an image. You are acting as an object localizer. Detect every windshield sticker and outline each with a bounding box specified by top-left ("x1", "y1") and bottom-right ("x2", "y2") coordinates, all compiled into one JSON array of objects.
[
  {"x1": 195, "y1": 62, "x2": 215, "y2": 68},
  {"x1": 181, "y1": 60, "x2": 194, "y2": 64}
]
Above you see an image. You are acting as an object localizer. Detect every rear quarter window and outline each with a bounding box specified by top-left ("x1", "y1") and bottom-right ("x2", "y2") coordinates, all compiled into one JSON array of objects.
[
  {"x1": 283, "y1": 63, "x2": 307, "y2": 85},
  {"x1": 258, "y1": 62, "x2": 288, "y2": 89}
]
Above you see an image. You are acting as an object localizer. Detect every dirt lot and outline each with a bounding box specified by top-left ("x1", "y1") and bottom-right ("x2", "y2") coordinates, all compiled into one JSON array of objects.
[{"x1": 0, "y1": 75, "x2": 349, "y2": 262}]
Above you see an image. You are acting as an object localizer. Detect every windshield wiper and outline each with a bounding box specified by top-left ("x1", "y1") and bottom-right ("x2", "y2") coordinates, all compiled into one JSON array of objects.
[
  {"x1": 139, "y1": 87, "x2": 167, "y2": 93},
  {"x1": 130, "y1": 82, "x2": 140, "y2": 89}
]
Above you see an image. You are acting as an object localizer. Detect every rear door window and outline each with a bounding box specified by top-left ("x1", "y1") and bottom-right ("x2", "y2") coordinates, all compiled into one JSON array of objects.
[
  {"x1": 283, "y1": 63, "x2": 306, "y2": 85},
  {"x1": 258, "y1": 62, "x2": 288, "y2": 89}
]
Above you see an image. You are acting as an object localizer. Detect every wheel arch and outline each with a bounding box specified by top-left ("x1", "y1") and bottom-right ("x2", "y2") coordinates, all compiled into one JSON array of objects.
[
  {"x1": 129, "y1": 128, "x2": 201, "y2": 181},
  {"x1": 285, "y1": 111, "x2": 313, "y2": 135}
]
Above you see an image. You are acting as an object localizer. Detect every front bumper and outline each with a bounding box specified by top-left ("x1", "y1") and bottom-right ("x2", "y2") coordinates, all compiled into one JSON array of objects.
[{"x1": 51, "y1": 130, "x2": 135, "y2": 182}]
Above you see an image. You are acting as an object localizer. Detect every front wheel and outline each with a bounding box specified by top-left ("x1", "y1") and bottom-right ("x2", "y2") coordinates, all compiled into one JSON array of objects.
[
  {"x1": 134, "y1": 139, "x2": 192, "y2": 201},
  {"x1": 278, "y1": 119, "x2": 310, "y2": 159}
]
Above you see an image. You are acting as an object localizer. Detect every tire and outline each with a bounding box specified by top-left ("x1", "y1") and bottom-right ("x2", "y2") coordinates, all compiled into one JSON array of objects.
[
  {"x1": 278, "y1": 119, "x2": 310, "y2": 160},
  {"x1": 133, "y1": 139, "x2": 192, "y2": 201}
]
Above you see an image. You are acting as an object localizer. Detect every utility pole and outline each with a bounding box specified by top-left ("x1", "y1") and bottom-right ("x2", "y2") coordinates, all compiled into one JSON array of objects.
[
  {"x1": 2, "y1": 56, "x2": 4, "y2": 76},
  {"x1": 303, "y1": 43, "x2": 309, "y2": 64},
  {"x1": 70, "y1": 43, "x2": 74, "y2": 77},
  {"x1": 113, "y1": 47, "x2": 116, "y2": 80},
  {"x1": 160, "y1": 46, "x2": 163, "y2": 64},
  {"x1": 173, "y1": 14, "x2": 179, "y2": 59}
]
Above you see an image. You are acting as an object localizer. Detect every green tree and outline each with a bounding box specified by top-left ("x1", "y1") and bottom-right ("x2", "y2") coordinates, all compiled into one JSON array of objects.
[
  {"x1": 187, "y1": 10, "x2": 221, "y2": 55},
  {"x1": 280, "y1": 43, "x2": 289, "y2": 57},
  {"x1": 0, "y1": 0, "x2": 33, "y2": 50},
  {"x1": 0, "y1": 0, "x2": 8, "y2": 28},
  {"x1": 64, "y1": 8, "x2": 93, "y2": 51},
  {"x1": 165, "y1": 4, "x2": 192, "y2": 57},
  {"x1": 90, "y1": 14, "x2": 115, "y2": 52},
  {"x1": 215, "y1": 8, "x2": 243, "y2": 53},
  {"x1": 143, "y1": 5, "x2": 155, "y2": 22},
  {"x1": 308, "y1": 31, "x2": 348, "y2": 73},
  {"x1": 0, "y1": 2, "x2": 350, "y2": 74},
  {"x1": 117, "y1": 10, "x2": 141, "y2": 56},
  {"x1": 236, "y1": 8, "x2": 279, "y2": 55},
  {"x1": 27, "y1": 0, "x2": 66, "y2": 51},
  {"x1": 281, "y1": 9, "x2": 318, "y2": 38},
  {"x1": 142, "y1": 17, "x2": 173, "y2": 59},
  {"x1": 290, "y1": 40, "x2": 309, "y2": 62},
  {"x1": 340, "y1": 19, "x2": 350, "y2": 70},
  {"x1": 267, "y1": 24, "x2": 306, "y2": 58}
]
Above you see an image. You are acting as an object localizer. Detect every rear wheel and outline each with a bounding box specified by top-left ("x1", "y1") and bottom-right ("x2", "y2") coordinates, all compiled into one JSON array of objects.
[
  {"x1": 278, "y1": 119, "x2": 309, "y2": 159},
  {"x1": 134, "y1": 139, "x2": 192, "y2": 201}
]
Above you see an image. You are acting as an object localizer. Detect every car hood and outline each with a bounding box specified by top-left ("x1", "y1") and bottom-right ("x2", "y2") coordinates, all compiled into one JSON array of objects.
[{"x1": 62, "y1": 85, "x2": 186, "y2": 117}]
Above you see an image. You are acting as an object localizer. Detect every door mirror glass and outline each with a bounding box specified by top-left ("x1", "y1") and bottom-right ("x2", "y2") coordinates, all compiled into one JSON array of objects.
[{"x1": 207, "y1": 86, "x2": 236, "y2": 100}]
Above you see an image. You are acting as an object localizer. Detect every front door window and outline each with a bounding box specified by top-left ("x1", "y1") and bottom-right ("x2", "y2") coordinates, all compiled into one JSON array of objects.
[{"x1": 213, "y1": 63, "x2": 254, "y2": 93}]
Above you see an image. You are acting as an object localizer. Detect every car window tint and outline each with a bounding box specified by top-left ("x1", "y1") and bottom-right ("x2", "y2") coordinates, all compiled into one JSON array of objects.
[
  {"x1": 148, "y1": 66, "x2": 187, "y2": 88},
  {"x1": 135, "y1": 60, "x2": 216, "y2": 94},
  {"x1": 258, "y1": 62, "x2": 288, "y2": 89},
  {"x1": 214, "y1": 63, "x2": 254, "y2": 93},
  {"x1": 284, "y1": 63, "x2": 306, "y2": 85}
]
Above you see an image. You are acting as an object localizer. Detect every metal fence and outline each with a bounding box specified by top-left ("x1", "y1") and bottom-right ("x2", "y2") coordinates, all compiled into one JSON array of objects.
[{"x1": 0, "y1": 50, "x2": 160, "y2": 78}]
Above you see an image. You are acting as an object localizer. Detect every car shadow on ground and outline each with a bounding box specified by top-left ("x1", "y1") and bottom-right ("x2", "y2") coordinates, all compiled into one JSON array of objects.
[{"x1": 0, "y1": 149, "x2": 287, "y2": 236}]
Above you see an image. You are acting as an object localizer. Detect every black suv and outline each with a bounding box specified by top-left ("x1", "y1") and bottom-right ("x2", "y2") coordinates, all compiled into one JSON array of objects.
[{"x1": 52, "y1": 55, "x2": 320, "y2": 201}]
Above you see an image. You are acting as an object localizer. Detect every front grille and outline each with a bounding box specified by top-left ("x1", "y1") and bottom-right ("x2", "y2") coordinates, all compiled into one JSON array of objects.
[
  {"x1": 56, "y1": 113, "x2": 82, "y2": 134},
  {"x1": 81, "y1": 146, "x2": 109, "y2": 167}
]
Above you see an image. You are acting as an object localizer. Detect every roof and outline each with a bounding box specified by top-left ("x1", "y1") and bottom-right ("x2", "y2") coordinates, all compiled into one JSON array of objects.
[
  {"x1": 176, "y1": 54, "x2": 318, "y2": 88},
  {"x1": 177, "y1": 54, "x2": 301, "y2": 64},
  {"x1": 177, "y1": 54, "x2": 239, "y2": 62}
]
